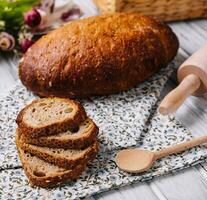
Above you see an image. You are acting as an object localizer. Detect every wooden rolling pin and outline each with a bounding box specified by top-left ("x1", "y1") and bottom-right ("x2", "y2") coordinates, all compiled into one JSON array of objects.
[{"x1": 159, "y1": 44, "x2": 207, "y2": 115}]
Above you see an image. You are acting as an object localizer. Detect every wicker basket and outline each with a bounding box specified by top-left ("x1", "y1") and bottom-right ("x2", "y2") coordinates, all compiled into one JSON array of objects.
[{"x1": 93, "y1": 0, "x2": 207, "y2": 21}]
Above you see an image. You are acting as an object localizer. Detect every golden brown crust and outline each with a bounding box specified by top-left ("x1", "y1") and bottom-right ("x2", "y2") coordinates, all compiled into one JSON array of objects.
[
  {"x1": 20, "y1": 118, "x2": 99, "y2": 149},
  {"x1": 19, "y1": 12, "x2": 179, "y2": 98},
  {"x1": 16, "y1": 98, "x2": 87, "y2": 138}
]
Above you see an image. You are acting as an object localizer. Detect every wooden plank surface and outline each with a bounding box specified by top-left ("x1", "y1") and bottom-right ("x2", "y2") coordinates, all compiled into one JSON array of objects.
[{"x1": 1, "y1": 2, "x2": 207, "y2": 199}]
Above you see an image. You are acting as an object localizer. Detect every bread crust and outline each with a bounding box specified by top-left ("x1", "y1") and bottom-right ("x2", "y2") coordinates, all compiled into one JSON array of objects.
[
  {"x1": 19, "y1": 12, "x2": 179, "y2": 98},
  {"x1": 20, "y1": 118, "x2": 99, "y2": 149},
  {"x1": 16, "y1": 98, "x2": 87, "y2": 138}
]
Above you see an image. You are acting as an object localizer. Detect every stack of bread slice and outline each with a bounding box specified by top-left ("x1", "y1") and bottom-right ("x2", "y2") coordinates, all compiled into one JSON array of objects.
[{"x1": 15, "y1": 98, "x2": 99, "y2": 188}]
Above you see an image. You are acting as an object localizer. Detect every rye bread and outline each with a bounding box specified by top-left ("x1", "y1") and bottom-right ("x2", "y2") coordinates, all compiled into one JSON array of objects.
[
  {"x1": 17, "y1": 129, "x2": 99, "y2": 169},
  {"x1": 16, "y1": 97, "x2": 86, "y2": 138},
  {"x1": 17, "y1": 146, "x2": 85, "y2": 188},
  {"x1": 20, "y1": 118, "x2": 99, "y2": 149}
]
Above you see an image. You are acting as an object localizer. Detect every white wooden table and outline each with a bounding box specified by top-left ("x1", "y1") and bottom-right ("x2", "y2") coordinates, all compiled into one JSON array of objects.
[{"x1": 1, "y1": 3, "x2": 207, "y2": 200}]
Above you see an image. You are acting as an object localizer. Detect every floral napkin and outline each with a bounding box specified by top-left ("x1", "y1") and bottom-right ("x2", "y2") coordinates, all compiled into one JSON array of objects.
[{"x1": 1, "y1": 59, "x2": 207, "y2": 199}]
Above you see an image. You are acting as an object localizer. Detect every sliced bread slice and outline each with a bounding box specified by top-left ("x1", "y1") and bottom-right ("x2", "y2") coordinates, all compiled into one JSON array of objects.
[
  {"x1": 16, "y1": 97, "x2": 86, "y2": 138},
  {"x1": 17, "y1": 129, "x2": 99, "y2": 169},
  {"x1": 17, "y1": 147, "x2": 85, "y2": 188},
  {"x1": 20, "y1": 118, "x2": 99, "y2": 149}
]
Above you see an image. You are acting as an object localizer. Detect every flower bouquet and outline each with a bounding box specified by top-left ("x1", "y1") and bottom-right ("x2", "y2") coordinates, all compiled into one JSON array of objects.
[{"x1": 0, "y1": 0, "x2": 83, "y2": 54}]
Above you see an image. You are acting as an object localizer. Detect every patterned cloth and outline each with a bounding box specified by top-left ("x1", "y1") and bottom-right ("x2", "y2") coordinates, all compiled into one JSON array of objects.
[{"x1": 0, "y1": 59, "x2": 207, "y2": 199}]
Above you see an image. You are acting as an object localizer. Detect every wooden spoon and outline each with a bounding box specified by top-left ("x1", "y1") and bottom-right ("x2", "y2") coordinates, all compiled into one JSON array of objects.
[{"x1": 115, "y1": 135, "x2": 207, "y2": 173}]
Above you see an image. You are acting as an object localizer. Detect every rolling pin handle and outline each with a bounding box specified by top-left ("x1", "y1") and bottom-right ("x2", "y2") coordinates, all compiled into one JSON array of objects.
[{"x1": 158, "y1": 74, "x2": 201, "y2": 115}]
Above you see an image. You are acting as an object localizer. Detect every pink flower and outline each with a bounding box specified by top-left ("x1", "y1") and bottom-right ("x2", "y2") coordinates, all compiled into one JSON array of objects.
[
  {"x1": 24, "y1": 9, "x2": 41, "y2": 28},
  {"x1": 20, "y1": 39, "x2": 35, "y2": 53},
  {"x1": 0, "y1": 32, "x2": 15, "y2": 51}
]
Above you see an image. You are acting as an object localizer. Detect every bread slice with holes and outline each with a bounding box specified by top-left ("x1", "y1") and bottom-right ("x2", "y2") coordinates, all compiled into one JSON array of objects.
[
  {"x1": 17, "y1": 129, "x2": 99, "y2": 169},
  {"x1": 16, "y1": 97, "x2": 86, "y2": 138},
  {"x1": 17, "y1": 146, "x2": 86, "y2": 188},
  {"x1": 20, "y1": 118, "x2": 98, "y2": 149}
]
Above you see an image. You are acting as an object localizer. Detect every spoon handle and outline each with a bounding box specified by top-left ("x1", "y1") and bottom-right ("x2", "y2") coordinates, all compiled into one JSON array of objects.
[{"x1": 154, "y1": 135, "x2": 207, "y2": 160}]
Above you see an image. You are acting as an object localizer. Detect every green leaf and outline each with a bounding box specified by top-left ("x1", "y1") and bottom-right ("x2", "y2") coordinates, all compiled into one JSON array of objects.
[{"x1": 0, "y1": 0, "x2": 40, "y2": 35}]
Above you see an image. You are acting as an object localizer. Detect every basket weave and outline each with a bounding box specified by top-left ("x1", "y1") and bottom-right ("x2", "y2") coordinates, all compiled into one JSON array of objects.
[{"x1": 93, "y1": 0, "x2": 207, "y2": 21}]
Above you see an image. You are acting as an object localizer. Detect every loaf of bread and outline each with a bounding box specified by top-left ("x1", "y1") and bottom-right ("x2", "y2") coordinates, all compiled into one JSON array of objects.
[{"x1": 19, "y1": 13, "x2": 179, "y2": 98}]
